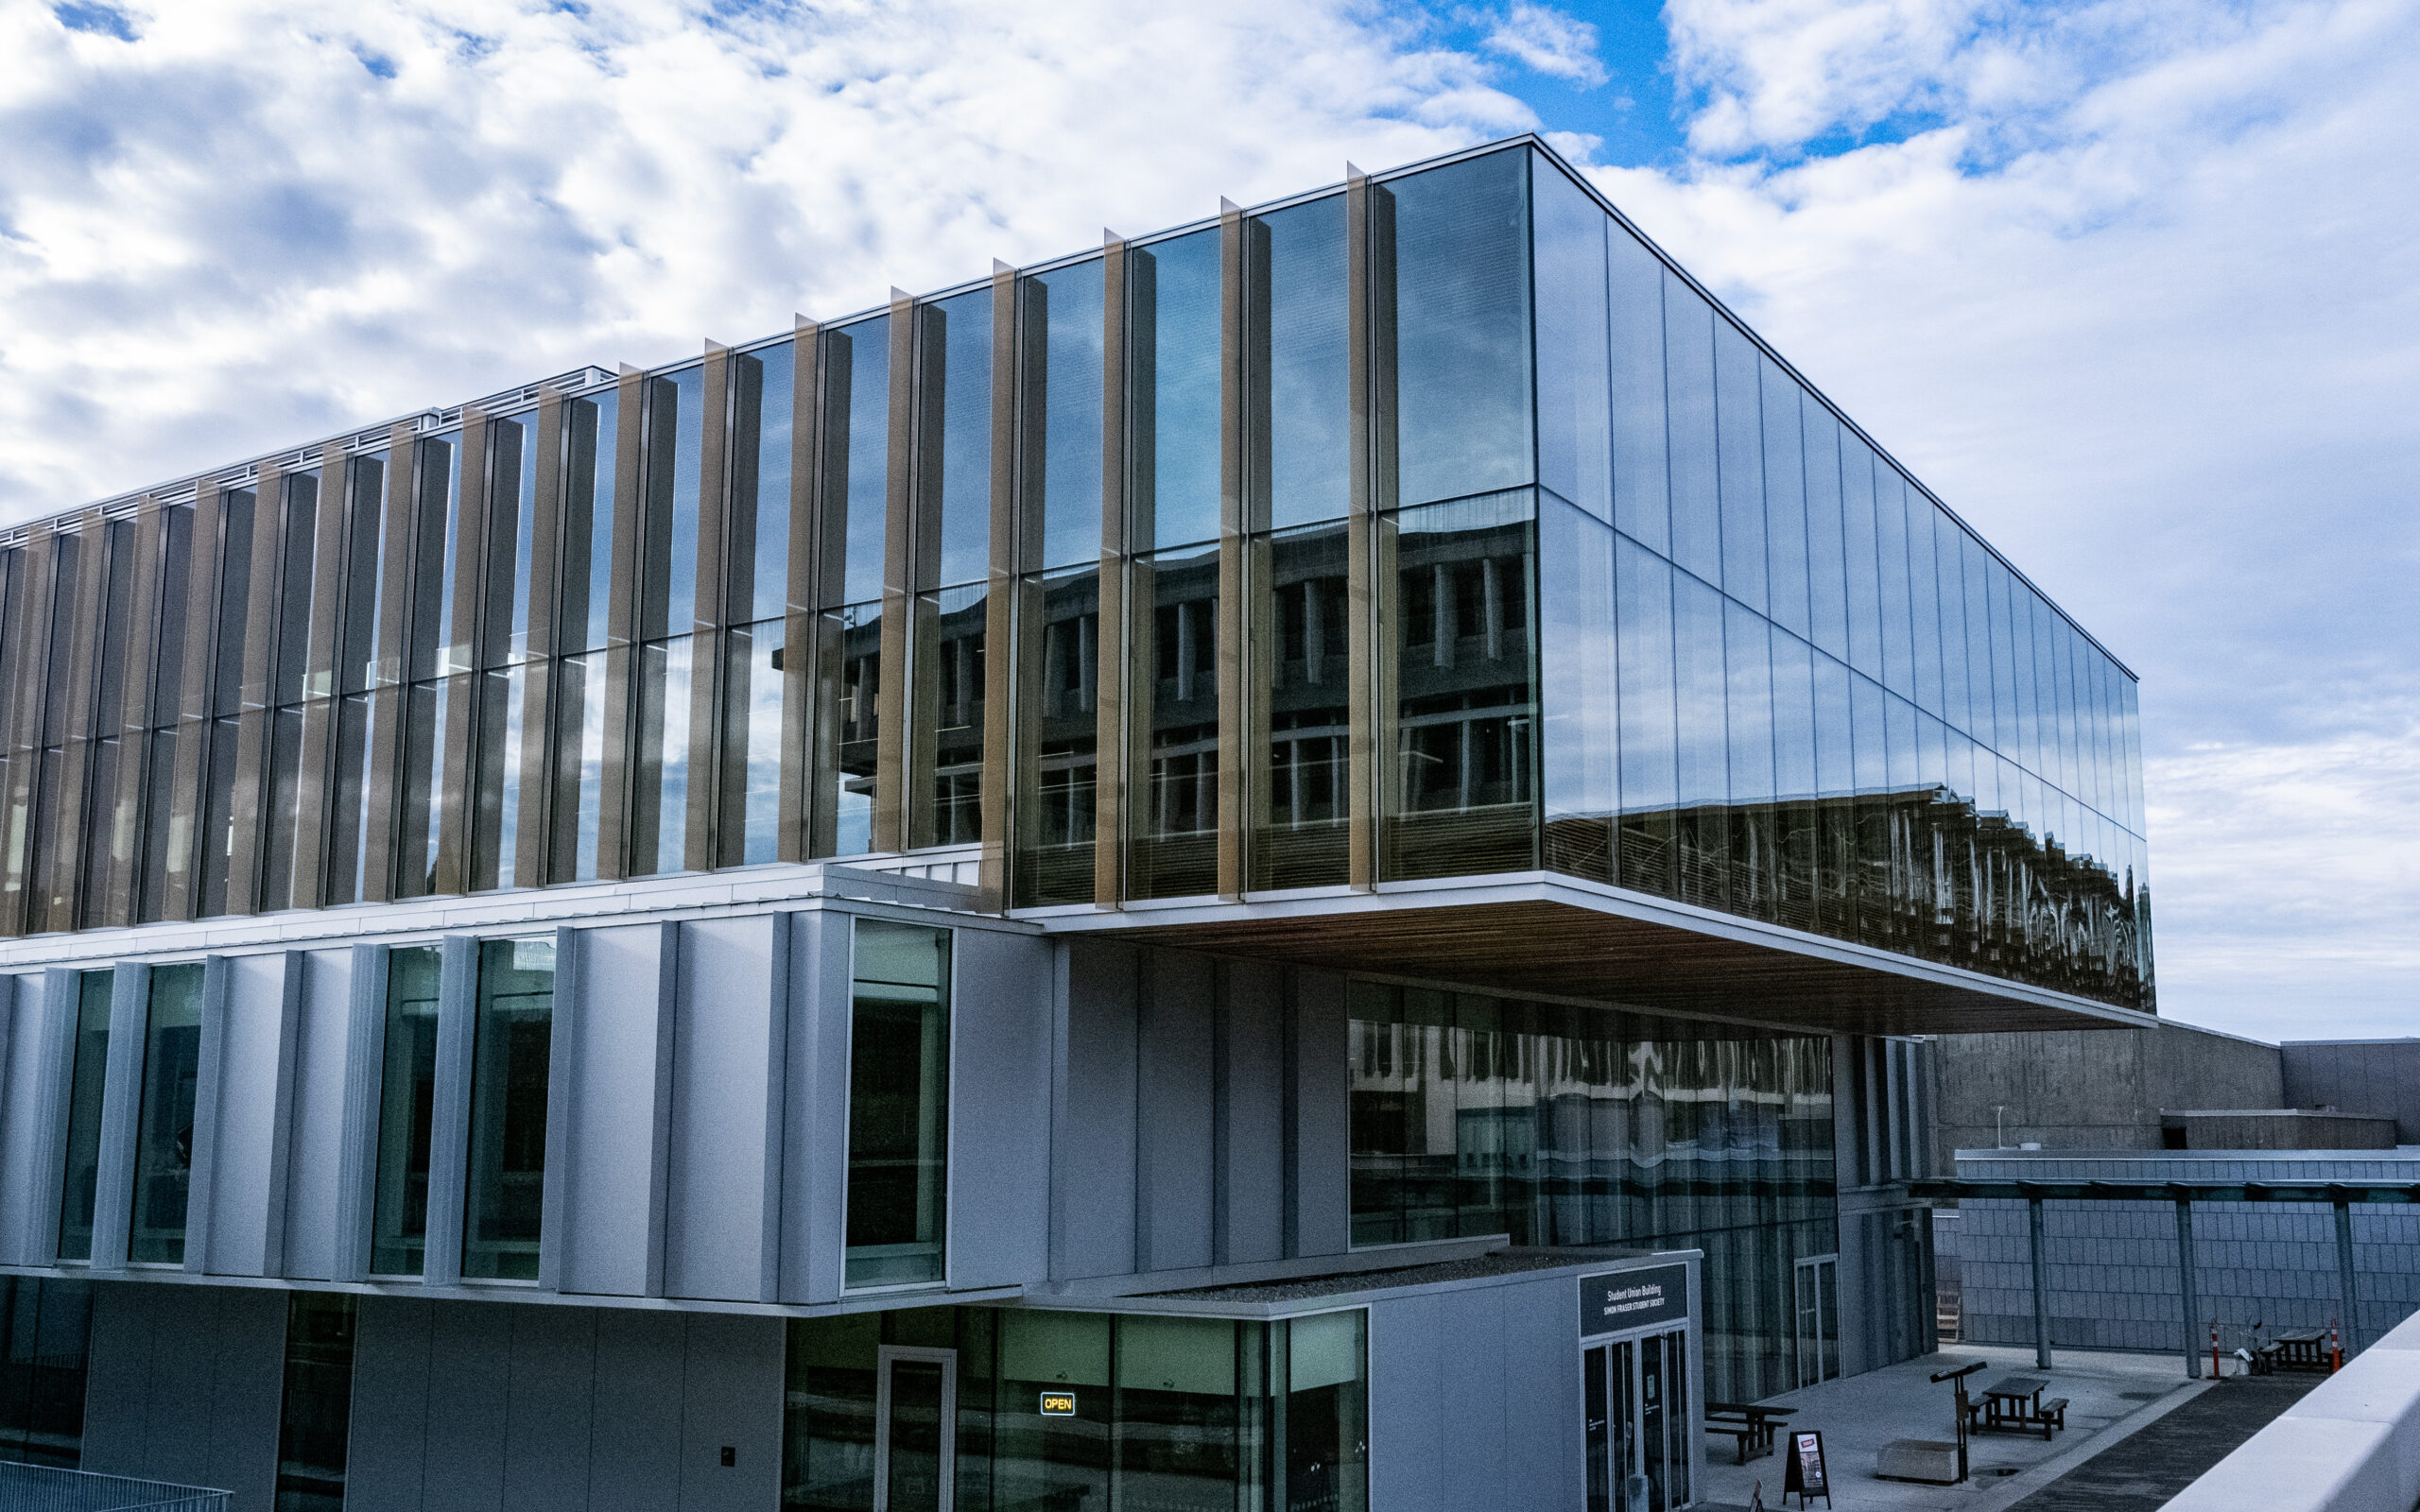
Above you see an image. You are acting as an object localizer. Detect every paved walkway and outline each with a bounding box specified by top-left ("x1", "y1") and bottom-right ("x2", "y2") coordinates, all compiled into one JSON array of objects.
[
  {"x1": 1997, "y1": 1372, "x2": 2321, "y2": 1511},
  {"x1": 1698, "y1": 1345, "x2": 2219, "y2": 1512}
]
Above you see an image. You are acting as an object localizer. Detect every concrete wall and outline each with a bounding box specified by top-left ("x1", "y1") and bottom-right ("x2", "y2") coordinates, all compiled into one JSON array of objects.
[
  {"x1": 2163, "y1": 1111, "x2": 2396, "y2": 1150},
  {"x1": 1927, "y1": 1022, "x2": 2284, "y2": 1165},
  {"x1": 2282, "y1": 1040, "x2": 2420, "y2": 1144}
]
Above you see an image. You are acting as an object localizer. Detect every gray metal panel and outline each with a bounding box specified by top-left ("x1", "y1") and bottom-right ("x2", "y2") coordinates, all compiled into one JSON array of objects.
[
  {"x1": 82, "y1": 1282, "x2": 284, "y2": 1506},
  {"x1": 558, "y1": 921, "x2": 675, "y2": 1297},
  {"x1": 199, "y1": 953, "x2": 298, "y2": 1277},
  {"x1": 419, "y1": 934, "x2": 478, "y2": 1287},
  {"x1": 22, "y1": 968, "x2": 79, "y2": 1263},
  {"x1": 502, "y1": 1304, "x2": 598, "y2": 1512},
  {"x1": 783, "y1": 908, "x2": 852, "y2": 1303},
  {"x1": 345, "y1": 1274, "x2": 433, "y2": 1512},
  {"x1": 676, "y1": 1313, "x2": 786, "y2": 1511},
  {"x1": 76, "y1": 1276, "x2": 156, "y2": 1474},
  {"x1": 1368, "y1": 1292, "x2": 1444, "y2": 1512},
  {"x1": 1439, "y1": 1286, "x2": 1510, "y2": 1509},
  {"x1": 587, "y1": 1308, "x2": 687, "y2": 1512},
  {"x1": 946, "y1": 926, "x2": 1052, "y2": 1291},
  {"x1": 0, "y1": 976, "x2": 34, "y2": 1263},
  {"x1": 1220, "y1": 956, "x2": 1287, "y2": 1265},
  {"x1": 1502, "y1": 1272, "x2": 1582, "y2": 1509},
  {"x1": 1053, "y1": 938, "x2": 1138, "y2": 1280},
  {"x1": 666, "y1": 915, "x2": 784, "y2": 1302},
  {"x1": 89, "y1": 962, "x2": 151, "y2": 1271},
  {"x1": 181, "y1": 955, "x2": 229, "y2": 1274},
  {"x1": 280, "y1": 949, "x2": 354, "y2": 1281},
  {"x1": 331, "y1": 944, "x2": 389, "y2": 1281},
  {"x1": 422, "y1": 1299, "x2": 512, "y2": 1512},
  {"x1": 1290, "y1": 967, "x2": 1351, "y2": 1258},
  {"x1": 1137, "y1": 949, "x2": 1215, "y2": 1273},
  {"x1": 202, "y1": 1285, "x2": 289, "y2": 1512}
]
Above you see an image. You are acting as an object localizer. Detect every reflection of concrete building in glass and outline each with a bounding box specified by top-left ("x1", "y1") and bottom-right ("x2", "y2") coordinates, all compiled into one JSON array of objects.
[{"x1": 0, "y1": 138, "x2": 2149, "y2": 1509}]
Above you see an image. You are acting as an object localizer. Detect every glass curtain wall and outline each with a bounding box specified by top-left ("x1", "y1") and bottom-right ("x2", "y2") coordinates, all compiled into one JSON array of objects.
[
  {"x1": 22, "y1": 532, "x2": 87, "y2": 935},
  {"x1": 461, "y1": 938, "x2": 554, "y2": 1280},
  {"x1": 128, "y1": 963, "x2": 204, "y2": 1263},
  {"x1": 1346, "y1": 979, "x2": 1835, "y2": 1400},
  {"x1": 0, "y1": 550, "x2": 23, "y2": 928},
  {"x1": 1124, "y1": 229, "x2": 1222, "y2": 898},
  {"x1": 845, "y1": 920, "x2": 950, "y2": 1288},
  {"x1": 273, "y1": 1292, "x2": 357, "y2": 1512},
  {"x1": 471, "y1": 413, "x2": 541, "y2": 891},
  {"x1": 257, "y1": 469, "x2": 320, "y2": 912},
  {"x1": 1527, "y1": 151, "x2": 2151, "y2": 1008},
  {"x1": 815, "y1": 318, "x2": 890, "y2": 859},
  {"x1": 324, "y1": 454, "x2": 389, "y2": 908},
  {"x1": 781, "y1": 1305, "x2": 1367, "y2": 1512},
  {"x1": 370, "y1": 946, "x2": 441, "y2": 1276},
  {"x1": 134, "y1": 502, "x2": 195, "y2": 922},
  {"x1": 395, "y1": 433, "x2": 465, "y2": 900},
  {"x1": 551, "y1": 392, "x2": 618, "y2": 884},
  {"x1": 720, "y1": 341, "x2": 795, "y2": 866},
  {"x1": 907, "y1": 296, "x2": 992, "y2": 853},
  {"x1": 1010, "y1": 259, "x2": 1105, "y2": 905},
  {"x1": 0, "y1": 1278, "x2": 92, "y2": 1469},
  {"x1": 631, "y1": 369, "x2": 704, "y2": 876},
  {"x1": 78, "y1": 518, "x2": 136, "y2": 924},
  {"x1": 55, "y1": 971, "x2": 113, "y2": 1263}
]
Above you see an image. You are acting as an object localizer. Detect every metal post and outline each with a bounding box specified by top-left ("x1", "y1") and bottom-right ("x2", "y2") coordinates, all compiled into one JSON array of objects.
[
  {"x1": 2028, "y1": 1194, "x2": 2052, "y2": 1370},
  {"x1": 2175, "y1": 1197, "x2": 2201, "y2": 1379},
  {"x1": 2333, "y1": 1194, "x2": 2360, "y2": 1357}
]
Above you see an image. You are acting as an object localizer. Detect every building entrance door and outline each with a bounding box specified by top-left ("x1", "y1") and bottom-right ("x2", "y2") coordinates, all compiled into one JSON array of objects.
[
  {"x1": 1582, "y1": 1328, "x2": 1691, "y2": 1512},
  {"x1": 1794, "y1": 1255, "x2": 1840, "y2": 1389},
  {"x1": 873, "y1": 1346, "x2": 957, "y2": 1512}
]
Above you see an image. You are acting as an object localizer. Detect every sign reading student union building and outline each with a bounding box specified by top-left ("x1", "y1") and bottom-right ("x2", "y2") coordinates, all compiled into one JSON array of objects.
[{"x1": 1579, "y1": 1264, "x2": 1690, "y2": 1338}]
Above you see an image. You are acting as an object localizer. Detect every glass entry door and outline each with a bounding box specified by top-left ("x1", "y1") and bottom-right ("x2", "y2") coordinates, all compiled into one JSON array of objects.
[
  {"x1": 1582, "y1": 1330, "x2": 1689, "y2": 1512},
  {"x1": 873, "y1": 1346, "x2": 957, "y2": 1512},
  {"x1": 1794, "y1": 1255, "x2": 1839, "y2": 1389}
]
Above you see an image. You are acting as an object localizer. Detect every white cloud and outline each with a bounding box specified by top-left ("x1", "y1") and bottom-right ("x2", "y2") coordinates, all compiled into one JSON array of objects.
[{"x1": 1483, "y1": 2, "x2": 1611, "y2": 86}]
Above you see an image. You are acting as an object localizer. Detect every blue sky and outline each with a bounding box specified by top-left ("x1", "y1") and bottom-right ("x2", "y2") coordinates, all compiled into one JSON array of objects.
[{"x1": 4, "y1": 0, "x2": 2415, "y2": 1044}]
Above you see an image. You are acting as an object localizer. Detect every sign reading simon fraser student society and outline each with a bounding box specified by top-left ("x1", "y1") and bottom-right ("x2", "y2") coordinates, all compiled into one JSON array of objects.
[{"x1": 1578, "y1": 1263, "x2": 1690, "y2": 1337}]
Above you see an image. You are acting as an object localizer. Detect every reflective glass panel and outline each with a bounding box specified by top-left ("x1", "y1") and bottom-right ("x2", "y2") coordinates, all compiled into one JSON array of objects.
[
  {"x1": 370, "y1": 946, "x2": 440, "y2": 1277},
  {"x1": 549, "y1": 650, "x2": 608, "y2": 883},
  {"x1": 55, "y1": 971, "x2": 112, "y2": 1263},
  {"x1": 271, "y1": 471, "x2": 319, "y2": 706},
  {"x1": 1131, "y1": 543, "x2": 1220, "y2": 899},
  {"x1": 129, "y1": 963, "x2": 202, "y2": 1264},
  {"x1": 640, "y1": 367, "x2": 704, "y2": 641},
  {"x1": 718, "y1": 619, "x2": 786, "y2": 866},
  {"x1": 821, "y1": 601, "x2": 881, "y2": 858},
  {"x1": 629, "y1": 634, "x2": 692, "y2": 876},
  {"x1": 274, "y1": 1292, "x2": 356, "y2": 1512},
  {"x1": 482, "y1": 414, "x2": 541, "y2": 667},
  {"x1": 908, "y1": 588, "x2": 985, "y2": 852},
  {"x1": 729, "y1": 342, "x2": 796, "y2": 624},
  {"x1": 1534, "y1": 157, "x2": 1613, "y2": 524},
  {"x1": 1251, "y1": 524, "x2": 1350, "y2": 892},
  {"x1": 471, "y1": 665, "x2": 526, "y2": 891},
  {"x1": 1541, "y1": 499, "x2": 1616, "y2": 883},
  {"x1": 845, "y1": 920, "x2": 949, "y2": 1288},
  {"x1": 462, "y1": 937, "x2": 553, "y2": 1281},
  {"x1": 1662, "y1": 272, "x2": 1720, "y2": 584},
  {"x1": 559, "y1": 393, "x2": 618, "y2": 655},
  {"x1": 917, "y1": 297, "x2": 991, "y2": 590},
  {"x1": 827, "y1": 318, "x2": 890, "y2": 608},
  {"x1": 406, "y1": 432, "x2": 465, "y2": 680},
  {"x1": 337, "y1": 455, "x2": 386, "y2": 694},
  {"x1": 1131, "y1": 230, "x2": 1221, "y2": 550},
  {"x1": 1011, "y1": 565, "x2": 1098, "y2": 906},
  {"x1": 1386, "y1": 149, "x2": 1533, "y2": 508},
  {"x1": 1024, "y1": 260, "x2": 1105, "y2": 571},
  {"x1": 1248, "y1": 195, "x2": 1349, "y2": 530}
]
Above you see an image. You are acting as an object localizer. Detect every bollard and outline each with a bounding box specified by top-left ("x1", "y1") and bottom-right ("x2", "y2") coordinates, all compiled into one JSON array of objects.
[
  {"x1": 2332, "y1": 1318, "x2": 2342, "y2": 1374},
  {"x1": 2210, "y1": 1318, "x2": 2221, "y2": 1381}
]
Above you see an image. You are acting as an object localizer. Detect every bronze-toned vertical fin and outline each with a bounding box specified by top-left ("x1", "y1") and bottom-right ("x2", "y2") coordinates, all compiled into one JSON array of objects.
[
  {"x1": 43, "y1": 509, "x2": 110, "y2": 930},
  {"x1": 779, "y1": 319, "x2": 822, "y2": 865},
  {"x1": 978, "y1": 260, "x2": 1019, "y2": 906},
  {"x1": 289, "y1": 442, "x2": 352, "y2": 909},
  {"x1": 359, "y1": 422, "x2": 420, "y2": 904},
  {"x1": 683, "y1": 342, "x2": 733, "y2": 872},
  {"x1": 224, "y1": 463, "x2": 285, "y2": 916},
  {"x1": 514, "y1": 388, "x2": 567, "y2": 889},
  {"x1": 904, "y1": 307, "x2": 946, "y2": 852},
  {"x1": 1366, "y1": 178, "x2": 1400, "y2": 884},
  {"x1": 164, "y1": 484, "x2": 227, "y2": 920},
  {"x1": 872, "y1": 293, "x2": 916, "y2": 856},
  {"x1": 98, "y1": 498, "x2": 166, "y2": 929},
  {"x1": 1345, "y1": 166, "x2": 1379, "y2": 891},
  {"x1": 1215, "y1": 198, "x2": 1248, "y2": 902},
  {"x1": 1093, "y1": 235, "x2": 1131, "y2": 909},
  {"x1": 0, "y1": 526, "x2": 60, "y2": 936},
  {"x1": 595, "y1": 365, "x2": 645, "y2": 881},
  {"x1": 430, "y1": 406, "x2": 488, "y2": 896}
]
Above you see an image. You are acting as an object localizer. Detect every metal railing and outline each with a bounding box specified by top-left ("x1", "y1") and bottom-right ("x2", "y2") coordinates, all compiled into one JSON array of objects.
[{"x1": 0, "y1": 1462, "x2": 231, "y2": 1512}]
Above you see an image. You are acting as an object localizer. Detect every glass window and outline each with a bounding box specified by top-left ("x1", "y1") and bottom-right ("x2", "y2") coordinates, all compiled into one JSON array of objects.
[
  {"x1": 471, "y1": 665, "x2": 527, "y2": 890},
  {"x1": 1386, "y1": 148, "x2": 1533, "y2": 508},
  {"x1": 914, "y1": 298, "x2": 992, "y2": 592},
  {"x1": 913, "y1": 589, "x2": 987, "y2": 851},
  {"x1": 1607, "y1": 226, "x2": 1670, "y2": 555},
  {"x1": 1278, "y1": 1312, "x2": 1368, "y2": 1512},
  {"x1": 640, "y1": 367, "x2": 705, "y2": 642},
  {"x1": 1382, "y1": 490, "x2": 1536, "y2": 882},
  {"x1": 462, "y1": 937, "x2": 553, "y2": 1281},
  {"x1": 1801, "y1": 408, "x2": 1847, "y2": 663},
  {"x1": 147, "y1": 503, "x2": 196, "y2": 727},
  {"x1": 821, "y1": 601, "x2": 883, "y2": 859},
  {"x1": 337, "y1": 455, "x2": 386, "y2": 695},
  {"x1": 846, "y1": 920, "x2": 950, "y2": 1288},
  {"x1": 1840, "y1": 438, "x2": 1882, "y2": 682},
  {"x1": 1714, "y1": 321, "x2": 1766, "y2": 611},
  {"x1": 628, "y1": 635, "x2": 692, "y2": 876},
  {"x1": 1130, "y1": 230, "x2": 1221, "y2": 550},
  {"x1": 260, "y1": 704, "x2": 304, "y2": 911},
  {"x1": 549, "y1": 650, "x2": 609, "y2": 883},
  {"x1": 481, "y1": 414, "x2": 541, "y2": 667},
  {"x1": 718, "y1": 619, "x2": 787, "y2": 866},
  {"x1": 1613, "y1": 536, "x2": 1680, "y2": 899},
  {"x1": 1023, "y1": 260, "x2": 1106, "y2": 571},
  {"x1": 558, "y1": 392, "x2": 619, "y2": 655},
  {"x1": 212, "y1": 489, "x2": 257, "y2": 717},
  {"x1": 406, "y1": 432, "x2": 465, "y2": 680},
  {"x1": 1907, "y1": 493, "x2": 1944, "y2": 718},
  {"x1": 827, "y1": 318, "x2": 891, "y2": 608},
  {"x1": 1010, "y1": 566, "x2": 1098, "y2": 905},
  {"x1": 1130, "y1": 543, "x2": 1221, "y2": 899},
  {"x1": 1249, "y1": 525, "x2": 1351, "y2": 892},
  {"x1": 370, "y1": 946, "x2": 441, "y2": 1277},
  {"x1": 136, "y1": 726, "x2": 178, "y2": 923},
  {"x1": 729, "y1": 342, "x2": 797, "y2": 624},
  {"x1": 1760, "y1": 359, "x2": 1810, "y2": 641},
  {"x1": 1248, "y1": 196, "x2": 1350, "y2": 530},
  {"x1": 324, "y1": 692, "x2": 376, "y2": 906},
  {"x1": 1772, "y1": 629, "x2": 1819, "y2": 932},
  {"x1": 1672, "y1": 573, "x2": 1729, "y2": 910},
  {"x1": 271, "y1": 471, "x2": 320, "y2": 707},
  {"x1": 1661, "y1": 272, "x2": 1720, "y2": 584},
  {"x1": 1873, "y1": 465, "x2": 1914, "y2": 702},
  {"x1": 196, "y1": 715, "x2": 239, "y2": 917},
  {"x1": 393, "y1": 677, "x2": 454, "y2": 900},
  {"x1": 1541, "y1": 498, "x2": 1616, "y2": 884},
  {"x1": 1724, "y1": 601, "x2": 1776, "y2": 922},
  {"x1": 128, "y1": 964, "x2": 202, "y2": 1264},
  {"x1": 274, "y1": 1292, "x2": 356, "y2": 1512},
  {"x1": 1534, "y1": 159, "x2": 1613, "y2": 524},
  {"x1": 0, "y1": 1278, "x2": 93, "y2": 1468},
  {"x1": 56, "y1": 971, "x2": 113, "y2": 1263}
]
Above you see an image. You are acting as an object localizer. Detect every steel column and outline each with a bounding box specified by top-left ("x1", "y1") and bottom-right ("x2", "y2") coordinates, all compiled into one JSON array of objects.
[
  {"x1": 2174, "y1": 1196, "x2": 2201, "y2": 1378},
  {"x1": 2335, "y1": 1194, "x2": 2360, "y2": 1356},
  {"x1": 2028, "y1": 1194, "x2": 2052, "y2": 1369},
  {"x1": 1094, "y1": 236, "x2": 1130, "y2": 909}
]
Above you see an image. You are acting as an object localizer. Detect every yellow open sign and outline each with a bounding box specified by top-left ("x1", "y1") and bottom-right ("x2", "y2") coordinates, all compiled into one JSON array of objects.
[{"x1": 1038, "y1": 1392, "x2": 1078, "y2": 1417}]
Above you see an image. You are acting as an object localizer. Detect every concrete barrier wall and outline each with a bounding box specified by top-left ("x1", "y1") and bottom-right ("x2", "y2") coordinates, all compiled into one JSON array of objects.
[{"x1": 2163, "y1": 1307, "x2": 2420, "y2": 1512}]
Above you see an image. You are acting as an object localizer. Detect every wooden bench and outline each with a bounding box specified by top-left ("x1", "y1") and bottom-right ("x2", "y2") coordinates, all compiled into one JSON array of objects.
[{"x1": 1703, "y1": 1400, "x2": 1794, "y2": 1464}]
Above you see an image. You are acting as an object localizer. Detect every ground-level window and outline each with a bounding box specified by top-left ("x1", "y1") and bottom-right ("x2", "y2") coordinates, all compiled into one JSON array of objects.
[
  {"x1": 845, "y1": 921, "x2": 951, "y2": 1289},
  {"x1": 780, "y1": 1305, "x2": 1367, "y2": 1511},
  {"x1": 274, "y1": 1292, "x2": 356, "y2": 1512},
  {"x1": 0, "y1": 1277, "x2": 92, "y2": 1468}
]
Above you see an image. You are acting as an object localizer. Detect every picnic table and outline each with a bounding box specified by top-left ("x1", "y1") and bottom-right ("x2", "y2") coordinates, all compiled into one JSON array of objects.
[
  {"x1": 2273, "y1": 1331, "x2": 2331, "y2": 1372},
  {"x1": 1970, "y1": 1375, "x2": 2066, "y2": 1439},
  {"x1": 1703, "y1": 1400, "x2": 1796, "y2": 1464}
]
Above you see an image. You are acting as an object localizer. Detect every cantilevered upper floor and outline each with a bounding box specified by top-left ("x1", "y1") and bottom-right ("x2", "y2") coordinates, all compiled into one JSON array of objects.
[{"x1": 0, "y1": 137, "x2": 2150, "y2": 1026}]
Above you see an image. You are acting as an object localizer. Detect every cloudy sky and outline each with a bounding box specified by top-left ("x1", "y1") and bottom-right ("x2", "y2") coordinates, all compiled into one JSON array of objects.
[{"x1": 4, "y1": 0, "x2": 2413, "y2": 1042}]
